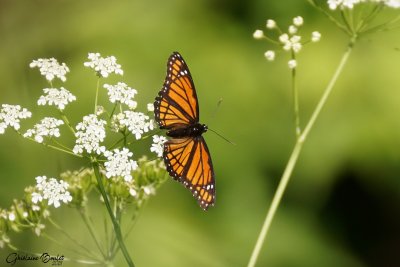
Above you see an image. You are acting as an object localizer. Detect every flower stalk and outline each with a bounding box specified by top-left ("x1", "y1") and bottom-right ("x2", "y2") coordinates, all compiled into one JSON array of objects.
[
  {"x1": 92, "y1": 161, "x2": 135, "y2": 267},
  {"x1": 247, "y1": 38, "x2": 355, "y2": 267}
]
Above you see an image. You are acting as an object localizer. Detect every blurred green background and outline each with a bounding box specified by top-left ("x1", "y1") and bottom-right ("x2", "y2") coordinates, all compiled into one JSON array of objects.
[{"x1": 1, "y1": 0, "x2": 400, "y2": 266}]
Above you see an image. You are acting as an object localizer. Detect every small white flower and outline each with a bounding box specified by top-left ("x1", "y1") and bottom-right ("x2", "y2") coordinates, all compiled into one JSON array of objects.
[
  {"x1": 73, "y1": 114, "x2": 107, "y2": 155},
  {"x1": 84, "y1": 52, "x2": 123, "y2": 78},
  {"x1": 147, "y1": 103, "x2": 155, "y2": 112},
  {"x1": 96, "y1": 105, "x2": 105, "y2": 116},
  {"x1": 288, "y1": 59, "x2": 297, "y2": 69},
  {"x1": 129, "y1": 188, "x2": 137, "y2": 197},
  {"x1": 118, "y1": 111, "x2": 154, "y2": 139},
  {"x1": 32, "y1": 205, "x2": 40, "y2": 211},
  {"x1": 103, "y1": 82, "x2": 138, "y2": 109},
  {"x1": 104, "y1": 148, "x2": 138, "y2": 182},
  {"x1": 8, "y1": 212, "x2": 15, "y2": 221},
  {"x1": 23, "y1": 117, "x2": 64, "y2": 143},
  {"x1": 34, "y1": 224, "x2": 45, "y2": 236},
  {"x1": 0, "y1": 104, "x2": 32, "y2": 134},
  {"x1": 253, "y1": 29, "x2": 264, "y2": 39},
  {"x1": 293, "y1": 16, "x2": 304, "y2": 27},
  {"x1": 143, "y1": 185, "x2": 155, "y2": 195},
  {"x1": 32, "y1": 176, "x2": 72, "y2": 208},
  {"x1": 266, "y1": 19, "x2": 276, "y2": 29},
  {"x1": 385, "y1": 0, "x2": 400, "y2": 8},
  {"x1": 30, "y1": 58, "x2": 69, "y2": 82},
  {"x1": 279, "y1": 33, "x2": 289, "y2": 43},
  {"x1": 289, "y1": 25, "x2": 298, "y2": 34},
  {"x1": 327, "y1": 0, "x2": 363, "y2": 9},
  {"x1": 264, "y1": 50, "x2": 276, "y2": 61},
  {"x1": 23, "y1": 212, "x2": 28, "y2": 218},
  {"x1": 150, "y1": 135, "x2": 167, "y2": 157},
  {"x1": 311, "y1": 31, "x2": 322, "y2": 42},
  {"x1": 37, "y1": 87, "x2": 76, "y2": 110}
]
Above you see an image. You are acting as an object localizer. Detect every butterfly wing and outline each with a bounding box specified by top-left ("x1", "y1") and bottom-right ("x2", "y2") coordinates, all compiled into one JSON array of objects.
[
  {"x1": 154, "y1": 52, "x2": 199, "y2": 129},
  {"x1": 164, "y1": 136, "x2": 215, "y2": 210}
]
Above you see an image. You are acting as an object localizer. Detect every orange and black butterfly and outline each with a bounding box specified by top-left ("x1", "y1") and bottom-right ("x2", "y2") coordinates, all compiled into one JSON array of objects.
[{"x1": 154, "y1": 52, "x2": 215, "y2": 210}]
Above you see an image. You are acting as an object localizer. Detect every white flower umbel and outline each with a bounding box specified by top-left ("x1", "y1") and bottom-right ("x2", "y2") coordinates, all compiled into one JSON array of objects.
[
  {"x1": 326, "y1": 0, "x2": 400, "y2": 9},
  {"x1": 103, "y1": 82, "x2": 138, "y2": 109},
  {"x1": 254, "y1": 16, "x2": 321, "y2": 63},
  {"x1": 327, "y1": 0, "x2": 359, "y2": 9},
  {"x1": 119, "y1": 111, "x2": 154, "y2": 139},
  {"x1": 84, "y1": 52, "x2": 123, "y2": 78},
  {"x1": 37, "y1": 87, "x2": 76, "y2": 110},
  {"x1": 150, "y1": 135, "x2": 167, "y2": 157},
  {"x1": 104, "y1": 148, "x2": 138, "y2": 182},
  {"x1": 0, "y1": 104, "x2": 32, "y2": 134},
  {"x1": 30, "y1": 58, "x2": 69, "y2": 82},
  {"x1": 73, "y1": 114, "x2": 107, "y2": 155},
  {"x1": 32, "y1": 176, "x2": 72, "y2": 208},
  {"x1": 280, "y1": 34, "x2": 302, "y2": 53},
  {"x1": 23, "y1": 117, "x2": 64, "y2": 143}
]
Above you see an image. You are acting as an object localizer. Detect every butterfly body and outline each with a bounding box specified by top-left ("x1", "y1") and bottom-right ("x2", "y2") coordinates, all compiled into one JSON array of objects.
[
  {"x1": 166, "y1": 123, "x2": 208, "y2": 138},
  {"x1": 154, "y1": 52, "x2": 215, "y2": 210}
]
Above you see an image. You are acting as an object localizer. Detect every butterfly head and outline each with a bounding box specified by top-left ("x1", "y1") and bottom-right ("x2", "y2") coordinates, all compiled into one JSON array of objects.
[{"x1": 201, "y1": 124, "x2": 208, "y2": 133}]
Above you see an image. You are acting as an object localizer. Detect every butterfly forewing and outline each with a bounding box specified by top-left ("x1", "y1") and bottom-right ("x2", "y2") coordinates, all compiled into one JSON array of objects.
[{"x1": 154, "y1": 52, "x2": 199, "y2": 129}]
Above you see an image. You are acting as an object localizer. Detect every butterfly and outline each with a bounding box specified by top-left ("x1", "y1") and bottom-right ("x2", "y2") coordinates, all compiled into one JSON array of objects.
[{"x1": 154, "y1": 52, "x2": 215, "y2": 210}]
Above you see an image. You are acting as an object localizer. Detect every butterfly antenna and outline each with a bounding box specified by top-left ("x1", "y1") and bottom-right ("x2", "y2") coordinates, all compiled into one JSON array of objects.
[{"x1": 208, "y1": 128, "x2": 236, "y2": 146}]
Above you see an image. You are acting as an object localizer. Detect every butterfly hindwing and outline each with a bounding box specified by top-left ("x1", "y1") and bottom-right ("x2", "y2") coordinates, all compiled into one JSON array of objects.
[
  {"x1": 154, "y1": 52, "x2": 199, "y2": 129},
  {"x1": 164, "y1": 136, "x2": 215, "y2": 210}
]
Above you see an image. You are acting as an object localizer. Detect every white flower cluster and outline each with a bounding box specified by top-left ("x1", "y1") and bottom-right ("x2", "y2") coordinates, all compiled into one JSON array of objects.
[
  {"x1": 84, "y1": 53, "x2": 123, "y2": 78},
  {"x1": 0, "y1": 104, "x2": 32, "y2": 134},
  {"x1": 104, "y1": 148, "x2": 138, "y2": 182},
  {"x1": 30, "y1": 58, "x2": 70, "y2": 82},
  {"x1": 73, "y1": 114, "x2": 107, "y2": 155},
  {"x1": 23, "y1": 117, "x2": 64, "y2": 143},
  {"x1": 31, "y1": 176, "x2": 72, "y2": 208},
  {"x1": 103, "y1": 82, "x2": 138, "y2": 109},
  {"x1": 253, "y1": 16, "x2": 321, "y2": 69},
  {"x1": 116, "y1": 111, "x2": 154, "y2": 139},
  {"x1": 37, "y1": 87, "x2": 76, "y2": 110},
  {"x1": 150, "y1": 135, "x2": 167, "y2": 157},
  {"x1": 328, "y1": 0, "x2": 400, "y2": 9}
]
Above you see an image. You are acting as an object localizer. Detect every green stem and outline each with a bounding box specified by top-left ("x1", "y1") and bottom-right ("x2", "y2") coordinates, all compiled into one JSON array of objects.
[
  {"x1": 307, "y1": 0, "x2": 351, "y2": 35},
  {"x1": 247, "y1": 39, "x2": 355, "y2": 267},
  {"x1": 17, "y1": 130, "x2": 82, "y2": 158},
  {"x1": 291, "y1": 51, "x2": 301, "y2": 138},
  {"x1": 48, "y1": 217, "x2": 100, "y2": 260},
  {"x1": 92, "y1": 162, "x2": 135, "y2": 267},
  {"x1": 78, "y1": 208, "x2": 107, "y2": 259},
  {"x1": 59, "y1": 110, "x2": 76, "y2": 135},
  {"x1": 94, "y1": 78, "x2": 100, "y2": 114}
]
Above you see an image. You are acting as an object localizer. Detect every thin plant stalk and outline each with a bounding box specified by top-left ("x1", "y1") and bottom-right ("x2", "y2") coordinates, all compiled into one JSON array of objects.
[
  {"x1": 78, "y1": 208, "x2": 107, "y2": 259},
  {"x1": 291, "y1": 51, "x2": 301, "y2": 137},
  {"x1": 92, "y1": 162, "x2": 135, "y2": 267},
  {"x1": 247, "y1": 38, "x2": 356, "y2": 267}
]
